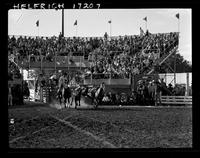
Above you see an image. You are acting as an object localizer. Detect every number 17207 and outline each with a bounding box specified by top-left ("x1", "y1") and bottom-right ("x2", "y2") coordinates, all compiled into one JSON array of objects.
[{"x1": 73, "y1": 3, "x2": 100, "y2": 9}]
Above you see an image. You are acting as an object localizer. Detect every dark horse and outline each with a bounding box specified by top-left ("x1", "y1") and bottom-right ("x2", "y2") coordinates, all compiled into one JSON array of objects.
[
  {"x1": 73, "y1": 86, "x2": 83, "y2": 109},
  {"x1": 57, "y1": 85, "x2": 72, "y2": 108},
  {"x1": 57, "y1": 86, "x2": 63, "y2": 105},
  {"x1": 63, "y1": 85, "x2": 72, "y2": 108}
]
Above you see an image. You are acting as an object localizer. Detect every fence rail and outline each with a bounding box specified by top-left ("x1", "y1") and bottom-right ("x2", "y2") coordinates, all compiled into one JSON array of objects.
[{"x1": 160, "y1": 96, "x2": 192, "y2": 105}]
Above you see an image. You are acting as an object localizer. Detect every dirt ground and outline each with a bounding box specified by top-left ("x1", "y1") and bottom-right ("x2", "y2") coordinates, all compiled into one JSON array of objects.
[{"x1": 8, "y1": 101, "x2": 192, "y2": 149}]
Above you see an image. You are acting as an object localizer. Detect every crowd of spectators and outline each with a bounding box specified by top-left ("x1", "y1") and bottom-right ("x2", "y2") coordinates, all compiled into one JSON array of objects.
[
  {"x1": 35, "y1": 70, "x2": 84, "y2": 92},
  {"x1": 8, "y1": 60, "x2": 22, "y2": 80},
  {"x1": 84, "y1": 31, "x2": 179, "y2": 78},
  {"x1": 85, "y1": 78, "x2": 187, "y2": 106},
  {"x1": 8, "y1": 31, "x2": 178, "y2": 80}
]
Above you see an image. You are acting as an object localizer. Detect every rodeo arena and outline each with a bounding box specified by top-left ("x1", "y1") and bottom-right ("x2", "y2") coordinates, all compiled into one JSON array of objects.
[{"x1": 8, "y1": 10, "x2": 192, "y2": 149}]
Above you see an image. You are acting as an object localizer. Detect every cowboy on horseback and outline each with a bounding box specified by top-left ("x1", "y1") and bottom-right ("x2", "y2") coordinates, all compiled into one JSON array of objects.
[
  {"x1": 74, "y1": 84, "x2": 83, "y2": 109},
  {"x1": 57, "y1": 72, "x2": 69, "y2": 107},
  {"x1": 63, "y1": 84, "x2": 72, "y2": 108},
  {"x1": 69, "y1": 77, "x2": 80, "y2": 108}
]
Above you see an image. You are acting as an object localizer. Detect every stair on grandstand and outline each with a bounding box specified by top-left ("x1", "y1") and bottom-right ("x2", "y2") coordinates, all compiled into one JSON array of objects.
[{"x1": 147, "y1": 45, "x2": 178, "y2": 75}]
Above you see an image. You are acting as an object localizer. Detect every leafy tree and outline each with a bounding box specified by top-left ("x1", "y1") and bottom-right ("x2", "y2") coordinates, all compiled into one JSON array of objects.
[{"x1": 157, "y1": 53, "x2": 192, "y2": 73}]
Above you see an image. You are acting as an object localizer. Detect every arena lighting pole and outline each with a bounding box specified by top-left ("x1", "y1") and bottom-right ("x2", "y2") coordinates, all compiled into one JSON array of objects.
[
  {"x1": 40, "y1": 54, "x2": 43, "y2": 73},
  {"x1": 110, "y1": 21, "x2": 112, "y2": 37},
  {"x1": 143, "y1": 17, "x2": 147, "y2": 33},
  {"x1": 174, "y1": 13, "x2": 180, "y2": 86},
  {"x1": 145, "y1": 20, "x2": 147, "y2": 32},
  {"x1": 108, "y1": 20, "x2": 112, "y2": 38},
  {"x1": 28, "y1": 51, "x2": 30, "y2": 78},
  {"x1": 54, "y1": 51, "x2": 57, "y2": 74},
  {"x1": 76, "y1": 23, "x2": 78, "y2": 37},
  {"x1": 21, "y1": 67, "x2": 24, "y2": 104},
  {"x1": 68, "y1": 53, "x2": 69, "y2": 71},
  {"x1": 62, "y1": 9, "x2": 64, "y2": 37},
  {"x1": 80, "y1": 56, "x2": 81, "y2": 70}
]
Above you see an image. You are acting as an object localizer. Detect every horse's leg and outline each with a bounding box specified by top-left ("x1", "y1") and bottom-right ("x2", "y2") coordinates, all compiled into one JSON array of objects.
[
  {"x1": 150, "y1": 93, "x2": 153, "y2": 105},
  {"x1": 64, "y1": 97, "x2": 67, "y2": 108},
  {"x1": 154, "y1": 91, "x2": 157, "y2": 106},
  {"x1": 59, "y1": 96, "x2": 62, "y2": 105},
  {"x1": 146, "y1": 92, "x2": 150, "y2": 106},
  {"x1": 91, "y1": 97, "x2": 94, "y2": 105},
  {"x1": 69, "y1": 96, "x2": 71, "y2": 106},
  {"x1": 70, "y1": 96, "x2": 73, "y2": 106},
  {"x1": 79, "y1": 96, "x2": 81, "y2": 106},
  {"x1": 70, "y1": 97, "x2": 72, "y2": 107},
  {"x1": 158, "y1": 92, "x2": 162, "y2": 106},
  {"x1": 74, "y1": 98, "x2": 76, "y2": 109},
  {"x1": 68, "y1": 97, "x2": 71, "y2": 108},
  {"x1": 66, "y1": 97, "x2": 68, "y2": 108},
  {"x1": 58, "y1": 91, "x2": 61, "y2": 106},
  {"x1": 152, "y1": 92, "x2": 155, "y2": 105},
  {"x1": 95, "y1": 98, "x2": 98, "y2": 109}
]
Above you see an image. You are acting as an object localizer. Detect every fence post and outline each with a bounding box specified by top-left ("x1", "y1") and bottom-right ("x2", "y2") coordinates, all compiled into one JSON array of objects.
[{"x1": 186, "y1": 73, "x2": 189, "y2": 96}]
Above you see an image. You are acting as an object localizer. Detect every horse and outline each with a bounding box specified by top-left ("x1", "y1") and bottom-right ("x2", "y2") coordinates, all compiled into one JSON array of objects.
[
  {"x1": 56, "y1": 83, "x2": 72, "y2": 108},
  {"x1": 93, "y1": 84, "x2": 105, "y2": 108},
  {"x1": 63, "y1": 85, "x2": 72, "y2": 108},
  {"x1": 57, "y1": 86, "x2": 64, "y2": 105},
  {"x1": 88, "y1": 86, "x2": 98, "y2": 106},
  {"x1": 81, "y1": 84, "x2": 105, "y2": 109},
  {"x1": 82, "y1": 86, "x2": 89, "y2": 97},
  {"x1": 147, "y1": 80, "x2": 162, "y2": 106},
  {"x1": 74, "y1": 86, "x2": 83, "y2": 109}
]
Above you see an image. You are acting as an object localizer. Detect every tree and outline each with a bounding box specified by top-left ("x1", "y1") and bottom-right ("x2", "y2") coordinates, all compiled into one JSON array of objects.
[{"x1": 159, "y1": 53, "x2": 192, "y2": 73}]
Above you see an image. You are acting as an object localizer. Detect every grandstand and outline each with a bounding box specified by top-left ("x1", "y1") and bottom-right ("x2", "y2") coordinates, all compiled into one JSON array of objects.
[
  {"x1": 8, "y1": 30, "x2": 181, "y2": 105},
  {"x1": 8, "y1": 31, "x2": 178, "y2": 74}
]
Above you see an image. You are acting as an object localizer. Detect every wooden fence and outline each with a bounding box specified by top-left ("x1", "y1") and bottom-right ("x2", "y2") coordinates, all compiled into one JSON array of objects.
[{"x1": 160, "y1": 96, "x2": 192, "y2": 105}]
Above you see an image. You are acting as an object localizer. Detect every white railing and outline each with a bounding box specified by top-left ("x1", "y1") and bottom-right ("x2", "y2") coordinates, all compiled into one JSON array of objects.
[{"x1": 160, "y1": 96, "x2": 192, "y2": 105}]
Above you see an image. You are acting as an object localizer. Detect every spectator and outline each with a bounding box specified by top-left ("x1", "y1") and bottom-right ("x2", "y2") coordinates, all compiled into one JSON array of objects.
[
  {"x1": 8, "y1": 31, "x2": 178, "y2": 81},
  {"x1": 8, "y1": 83, "x2": 13, "y2": 106},
  {"x1": 168, "y1": 83, "x2": 173, "y2": 95}
]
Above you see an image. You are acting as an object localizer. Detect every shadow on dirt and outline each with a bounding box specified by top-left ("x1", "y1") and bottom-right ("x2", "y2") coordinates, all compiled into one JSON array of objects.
[
  {"x1": 74, "y1": 106, "x2": 145, "y2": 112},
  {"x1": 8, "y1": 101, "x2": 49, "y2": 109}
]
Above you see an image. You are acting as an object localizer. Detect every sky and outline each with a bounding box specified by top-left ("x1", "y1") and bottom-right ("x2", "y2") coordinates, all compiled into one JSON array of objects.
[{"x1": 8, "y1": 9, "x2": 192, "y2": 62}]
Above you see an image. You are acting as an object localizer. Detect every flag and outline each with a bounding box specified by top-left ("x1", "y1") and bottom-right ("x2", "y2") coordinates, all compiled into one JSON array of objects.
[
  {"x1": 143, "y1": 17, "x2": 147, "y2": 21},
  {"x1": 36, "y1": 20, "x2": 39, "y2": 27},
  {"x1": 140, "y1": 27, "x2": 144, "y2": 36},
  {"x1": 176, "y1": 13, "x2": 179, "y2": 19},
  {"x1": 108, "y1": 20, "x2": 111, "y2": 23},
  {"x1": 74, "y1": 20, "x2": 77, "y2": 25}
]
